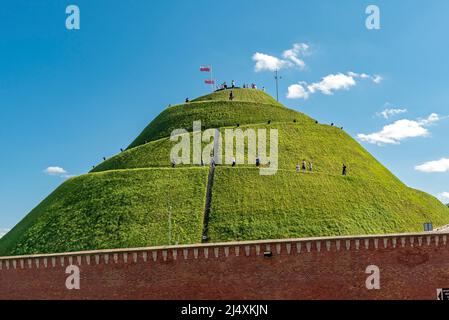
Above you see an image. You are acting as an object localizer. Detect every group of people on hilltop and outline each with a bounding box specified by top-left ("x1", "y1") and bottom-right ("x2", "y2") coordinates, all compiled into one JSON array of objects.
[
  {"x1": 218, "y1": 81, "x2": 234, "y2": 90},
  {"x1": 217, "y1": 80, "x2": 264, "y2": 91},
  {"x1": 242, "y1": 83, "x2": 258, "y2": 89},
  {"x1": 218, "y1": 80, "x2": 238, "y2": 90},
  {"x1": 183, "y1": 80, "x2": 266, "y2": 102}
]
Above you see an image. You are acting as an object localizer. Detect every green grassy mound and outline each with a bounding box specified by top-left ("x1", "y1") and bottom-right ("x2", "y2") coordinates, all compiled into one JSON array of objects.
[
  {"x1": 1, "y1": 88, "x2": 448, "y2": 256},
  {"x1": 95, "y1": 122, "x2": 401, "y2": 183},
  {"x1": 0, "y1": 168, "x2": 208, "y2": 256},
  {"x1": 127, "y1": 100, "x2": 304, "y2": 148}
]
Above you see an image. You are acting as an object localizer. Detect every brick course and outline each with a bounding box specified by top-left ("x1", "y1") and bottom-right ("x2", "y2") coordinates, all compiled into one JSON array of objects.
[{"x1": 1, "y1": 232, "x2": 448, "y2": 300}]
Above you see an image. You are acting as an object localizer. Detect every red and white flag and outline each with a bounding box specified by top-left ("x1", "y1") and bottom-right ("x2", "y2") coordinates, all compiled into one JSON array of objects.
[
  {"x1": 205, "y1": 79, "x2": 215, "y2": 84},
  {"x1": 200, "y1": 66, "x2": 211, "y2": 72}
]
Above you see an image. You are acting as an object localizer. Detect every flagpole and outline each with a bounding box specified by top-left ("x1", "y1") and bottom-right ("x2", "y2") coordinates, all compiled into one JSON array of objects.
[
  {"x1": 210, "y1": 65, "x2": 214, "y2": 92},
  {"x1": 200, "y1": 65, "x2": 215, "y2": 92}
]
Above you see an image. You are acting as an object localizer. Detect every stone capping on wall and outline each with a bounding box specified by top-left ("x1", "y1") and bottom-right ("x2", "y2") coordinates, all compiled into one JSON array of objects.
[{"x1": 1, "y1": 231, "x2": 448, "y2": 271}]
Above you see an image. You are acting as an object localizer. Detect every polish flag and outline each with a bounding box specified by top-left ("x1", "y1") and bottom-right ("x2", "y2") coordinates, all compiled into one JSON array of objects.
[
  {"x1": 200, "y1": 66, "x2": 211, "y2": 72},
  {"x1": 205, "y1": 79, "x2": 215, "y2": 84}
]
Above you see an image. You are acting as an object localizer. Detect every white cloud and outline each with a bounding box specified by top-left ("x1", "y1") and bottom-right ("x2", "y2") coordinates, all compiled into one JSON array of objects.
[
  {"x1": 286, "y1": 83, "x2": 310, "y2": 99},
  {"x1": 253, "y1": 43, "x2": 309, "y2": 72},
  {"x1": 348, "y1": 71, "x2": 366, "y2": 78},
  {"x1": 347, "y1": 71, "x2": 382, "y2": 84},
  {"x1": 358, "y1": 120, "x2": 428, "y2": 145},
  {"x1": 308, "y1": 73, "x2": 356, "y2": 95},
  {"x1": 438, "y1": 192, "x2": 449, "y2": 203},
  {"x1": 348, "y1": 72, "x2": 383, "y2": 84},
  {"x1": 287, "y1": 71, "x2": 381, "y2": 100},
  {"x1": 0, "y1": 229, "x2": 10, "y2": 238},
  {"x1": 253, "y1": 52, "x2": 288, "y2": 72},
  {"x1": 357, "y1": 113, "x2": 441, "y2": 145},
  {"x1": 44, "y1": 166, "x2": 67, "y2": 175},
  {"x1": 43, "y1": 166, "x2": 75, "y2": 178},
  {"x1": 282, "y1": 43, "x2": 309, "y2": 69},
  {"x1": 419, "y1": 113, "x2": 440, "y2": 125},
  {"x1": 377, "y1": 107, "x2": 408, "y2": 119},
  {"x1": 372, "y1": 75, "x2": 383, "y2": 84},
  {"x1": 415, "y1": 158, "x2": 449, "y2": 173}
]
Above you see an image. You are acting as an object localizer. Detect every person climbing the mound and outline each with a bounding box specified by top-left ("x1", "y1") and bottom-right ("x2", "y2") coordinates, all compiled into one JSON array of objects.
[
  {"x1": 302, "y1": 159, "x2": 307, "y2": 171},
  {"x1": 256, "y1": 155, "x2": 260, "y2": 167},
  {"x1": 185, "y1": 97, "x2": 189, "y2": 103},
  {"x1": 296, "y1": 164, "x2": 300, "y2": 172},
  {"x1": 229, "y1": 91, "x2": 234, "y2": 101},
  {"x1": 309, "y1": 161, "x2": 313, "y2": 172},
  {"x1": 342, "y1": 164, "x2": 347, "y2": 176},
  {"x1": 231, "y1": 157, "x2": 236, "y2": 167}
]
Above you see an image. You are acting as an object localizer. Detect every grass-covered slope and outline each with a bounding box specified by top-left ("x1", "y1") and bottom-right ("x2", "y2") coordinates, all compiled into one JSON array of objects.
[
  {"x1": 2, "y1": 88, "x2": 448, "y2": 256},
  {"x1": 94, "y1": 122, "x2": 401, "y2": 184},
  {"x1": 127, "y1": 99, "x2": 303, "y2": 148},
  {"x1": 0, "y1": 168, "x2": 208, "y2": 256},
  {"x1": 208, "y1": 168, "x2": 448, "y2": 241}
]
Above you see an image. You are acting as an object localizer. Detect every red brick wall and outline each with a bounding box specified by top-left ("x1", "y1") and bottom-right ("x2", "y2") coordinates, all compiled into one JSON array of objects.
[{"x1": 1, "y1": 233, "x2": 449, "y2": 300}]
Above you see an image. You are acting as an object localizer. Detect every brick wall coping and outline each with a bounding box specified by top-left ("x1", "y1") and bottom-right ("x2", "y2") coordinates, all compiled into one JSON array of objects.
[{"x1": 1, "y1": 231, "x2": 448, "y2": 266}]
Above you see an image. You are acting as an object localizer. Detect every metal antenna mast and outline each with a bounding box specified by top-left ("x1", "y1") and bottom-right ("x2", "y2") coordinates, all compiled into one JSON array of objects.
[{"x1": 274, "y1": 69, "x2": 282, "y2": 102}]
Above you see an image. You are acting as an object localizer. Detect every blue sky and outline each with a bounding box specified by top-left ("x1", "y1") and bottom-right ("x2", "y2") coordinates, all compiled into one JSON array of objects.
[{"x1": 1, "y1": 0, "x2": 449, "y2": 232}]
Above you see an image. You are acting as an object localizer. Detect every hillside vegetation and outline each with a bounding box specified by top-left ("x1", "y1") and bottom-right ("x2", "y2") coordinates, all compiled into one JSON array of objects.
[
  {"x1": 127, "y1": 100, "x2": 305, "y2": 148},
  {"x1": 1, "y1": 88, "x2": 448, "y2": 256},
  {"x1": 0, "y1": 168, "x2": 208, "y2": 256},
  {"x1": 94, "y1": 122, "x2": 401, "y2": 184},
  {"x1": 208, "y1": 167, "x2": 447, "y2": 241}
]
